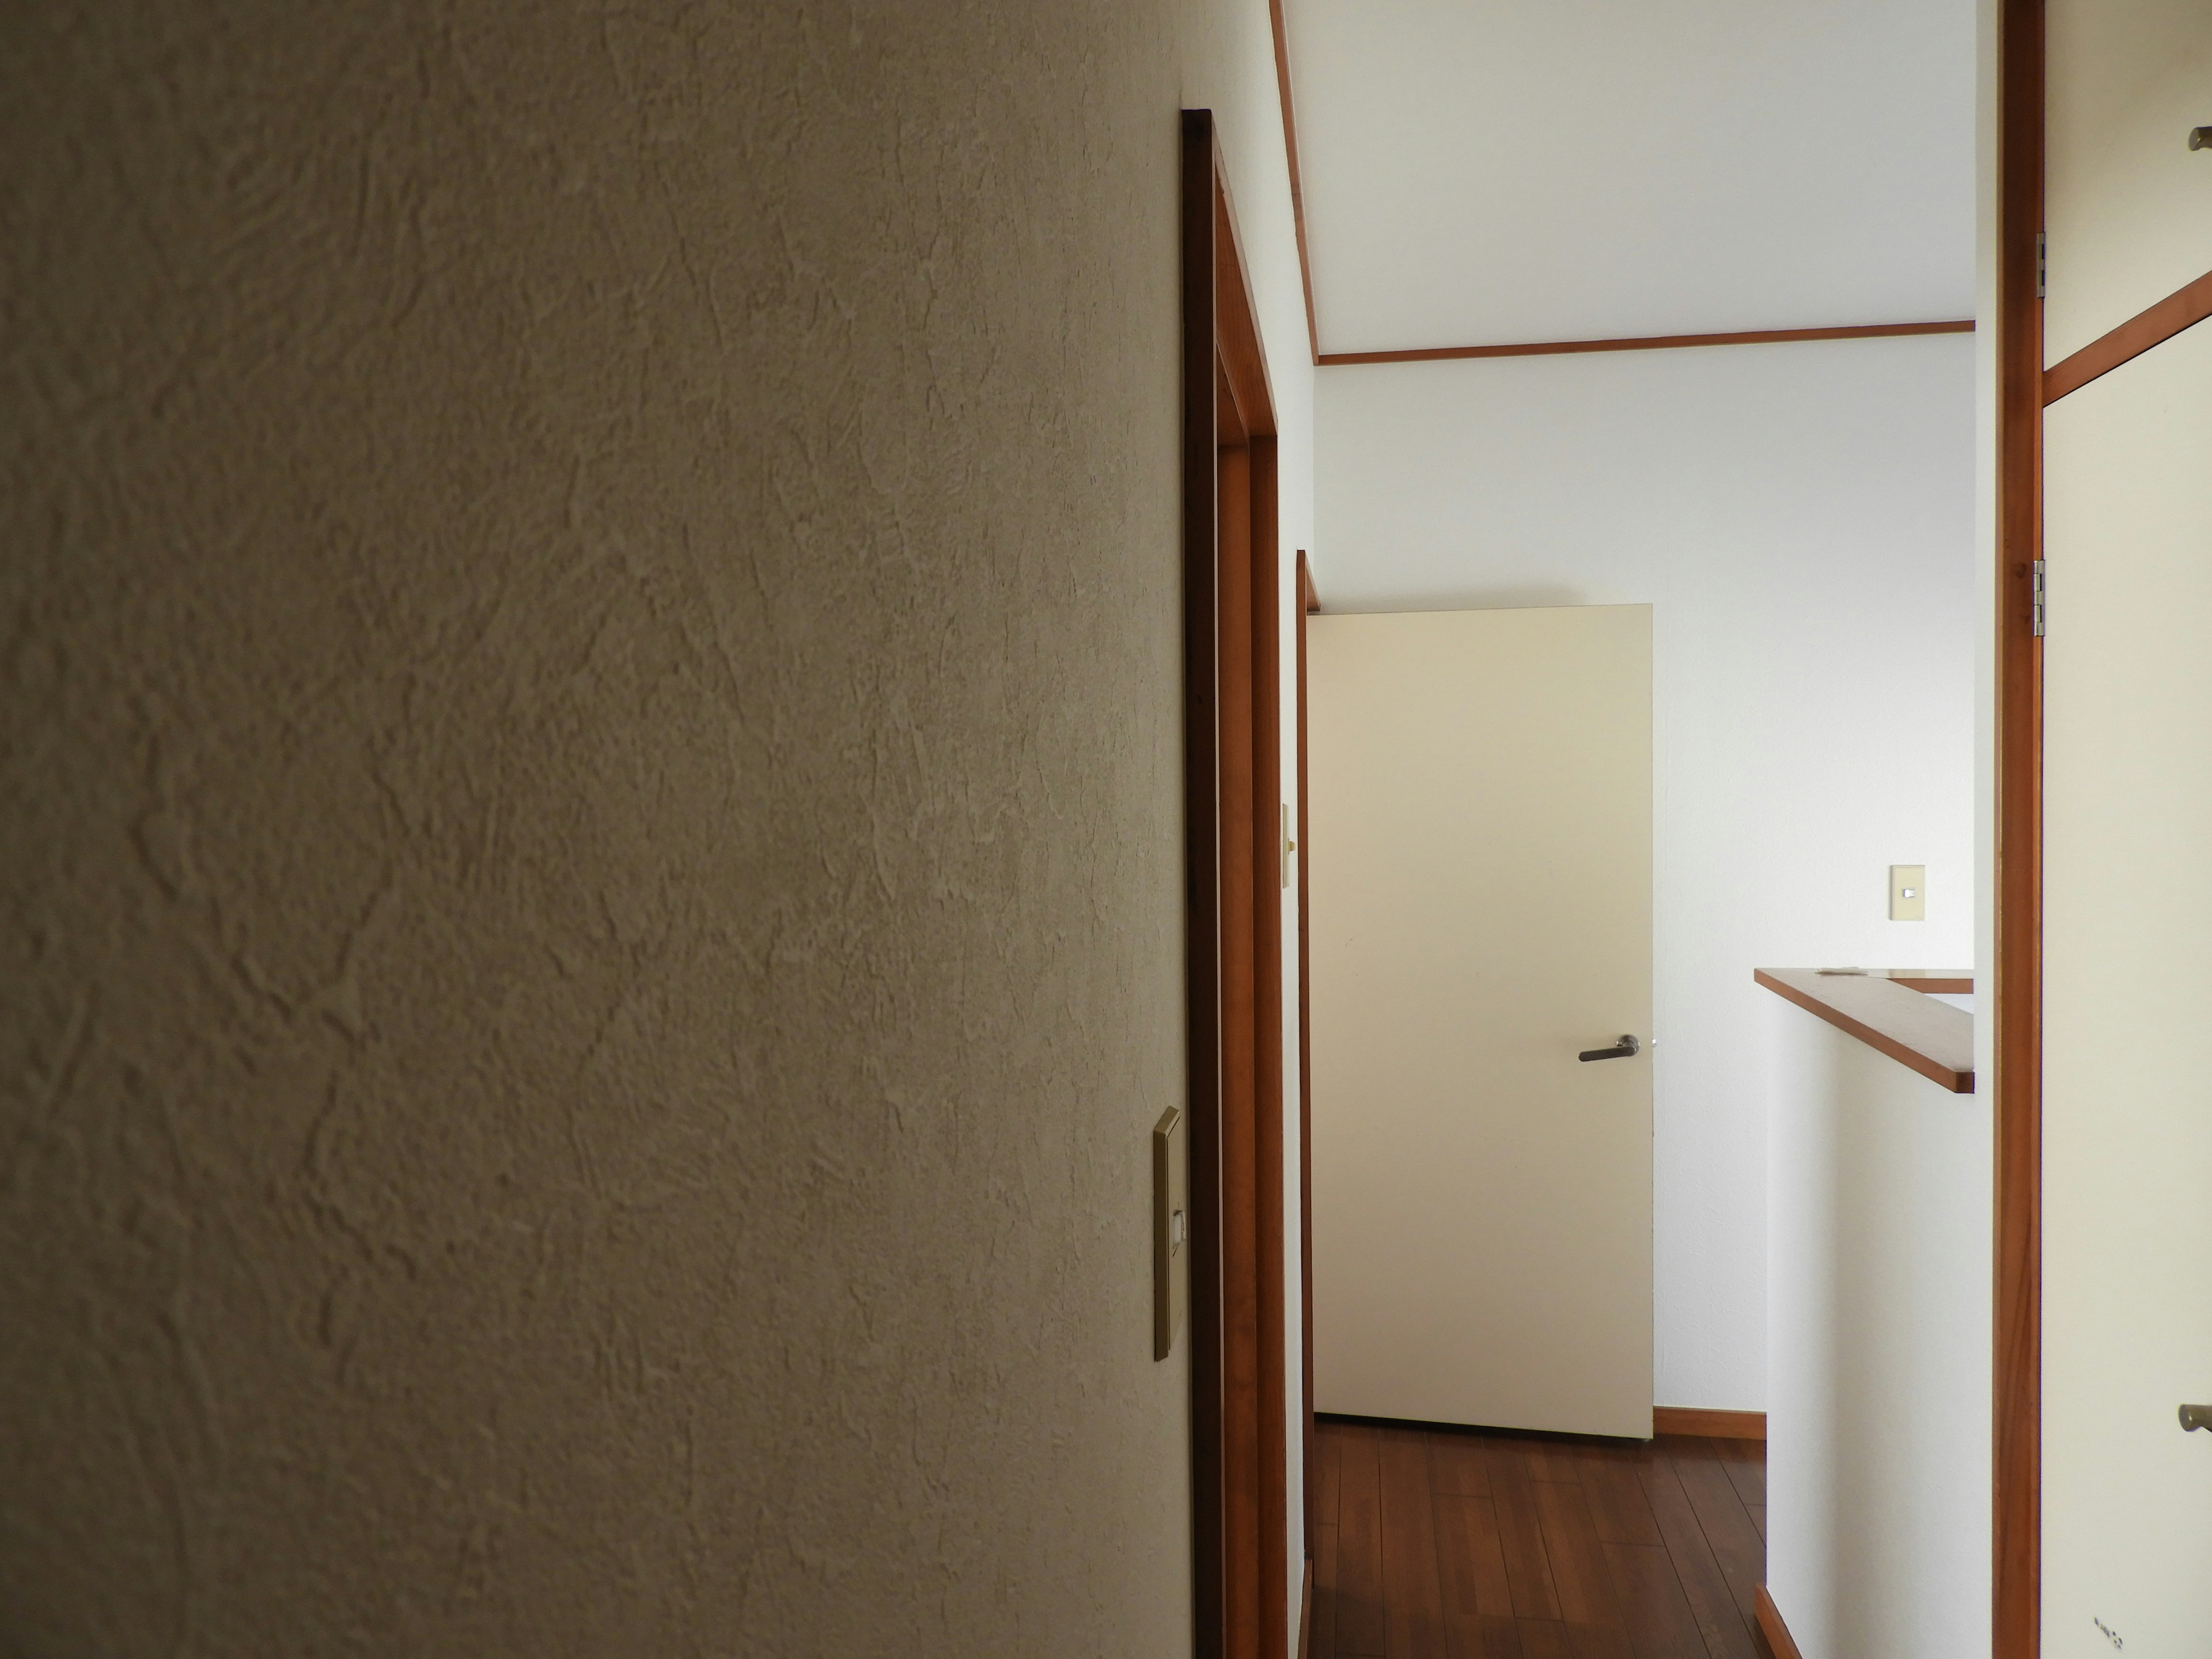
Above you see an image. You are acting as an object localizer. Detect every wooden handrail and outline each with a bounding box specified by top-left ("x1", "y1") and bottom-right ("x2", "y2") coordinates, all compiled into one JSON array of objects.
[{"x1": 1755, "y1": 968, "x2": 1975, "y2": 1094}]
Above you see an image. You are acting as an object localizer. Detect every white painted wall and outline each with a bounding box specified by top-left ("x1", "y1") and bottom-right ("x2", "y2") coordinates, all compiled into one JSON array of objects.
[
  {"x1": 1313, "y1": 336, "x2": 1976, "y2": 1409},
  {"x1": 1762, "y1": 997, "x2": 1990, "y2": 1659},
  {"x1": 1180, "y1": 6, "x2": 1317, "y2": 1626}
]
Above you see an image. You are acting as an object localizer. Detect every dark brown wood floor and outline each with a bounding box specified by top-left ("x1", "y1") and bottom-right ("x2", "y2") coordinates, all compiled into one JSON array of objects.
[{"x1": 1309, "y1": 1417, "x2": 1772, "y2": 1659}]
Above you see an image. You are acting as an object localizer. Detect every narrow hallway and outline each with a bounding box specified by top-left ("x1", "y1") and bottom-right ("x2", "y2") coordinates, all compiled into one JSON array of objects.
[{"x1": 1311, "y1": 1419, "x2": 1771, "y2": 1659}]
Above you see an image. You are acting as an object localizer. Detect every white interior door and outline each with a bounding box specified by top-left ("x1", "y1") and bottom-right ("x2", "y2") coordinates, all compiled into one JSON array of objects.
[
  {"x1": 1308, "y1": 605, "x2": 1652, "y2": 1438},
  {"x1": 2040, "y1": 4, "x2": 2212, "y2": 1648},
  {"x1": 2043, "y1": 308, "x2": 2212, "y2": 1659}
]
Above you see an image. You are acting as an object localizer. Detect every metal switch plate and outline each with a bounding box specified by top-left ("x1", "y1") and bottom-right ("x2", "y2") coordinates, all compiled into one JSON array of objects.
[
  {"x1": 1889, "y1": 864, "x2": 1926, "y2": 922},
  {"x1": 1153, "y1": 1107, "x2": 1187, "y2": 1361}
]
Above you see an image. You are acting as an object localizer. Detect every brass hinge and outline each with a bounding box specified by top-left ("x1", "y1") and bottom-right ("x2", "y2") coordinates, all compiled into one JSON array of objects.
[{"x1": 2031, "y1": 560, "x2": 2047, "y2": 637}]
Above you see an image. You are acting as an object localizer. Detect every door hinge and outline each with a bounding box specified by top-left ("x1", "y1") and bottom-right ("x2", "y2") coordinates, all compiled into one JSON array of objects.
[
  {"x1": 2031, "y1": 560, "x2": 2047, "y2": 636},
  {"x1": 2036, "y1": 233, "x2": 2047, "y2": 298}
]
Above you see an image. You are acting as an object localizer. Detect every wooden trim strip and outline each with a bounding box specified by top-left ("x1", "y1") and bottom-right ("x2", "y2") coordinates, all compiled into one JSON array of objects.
[
  {"x1": 1295, "y1": 551, "x2": 1316, "y2": 1563},
  {"x1": 1652, "y1": 1407, "x2": 1766, "y2": 1441},
  {"x1": 1756, "y1": 1586, "x2": 1806, "y2": 1659},
  {"x1": 1218, "y1": 437, "x2": 1260, "y2": 1658},
  {"x1": 1753, "y1": 969, "x2": 1975, "y2": 1094},
  {"x1": 1317, "y1": 319, "x2": 1974, "y2": 367},
  {"x1": 1187, "y1": 109, "x2": 1291, "y2": 1659},
  {"x1": 1993, "y1": 2, "x2": 2044, "y2": 1652},
  {"x1": 1882, "y1": 971, "x2": 1974, "y2": 995},
  {"x1": 1251, "y1": 445, "x2": 1288, "y2": 1659},
  {"x1": 2044, "y1": 268, "x2": 2212, "y2": 404},
  {"x1": 1179, "y1": 110, "x2": 1227, "y2": 1656},
  {"x1": 1266, "y1": 0, "x2": 1320, "y2": 366}
]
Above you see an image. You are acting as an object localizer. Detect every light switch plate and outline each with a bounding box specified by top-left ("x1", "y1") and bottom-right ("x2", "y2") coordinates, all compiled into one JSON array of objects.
[
  {"x1": 1889, "y1": 864, "x2": 1926, "y2": 922},
  {"x1": 1153, "y1": 1108, "x2": 1187, "y2": 1360}
]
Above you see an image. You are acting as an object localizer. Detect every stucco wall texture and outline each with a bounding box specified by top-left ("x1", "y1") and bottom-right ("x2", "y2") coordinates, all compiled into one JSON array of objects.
[{"x1": 1, "y1": 2, "x2": 1200, "y2": 1652}]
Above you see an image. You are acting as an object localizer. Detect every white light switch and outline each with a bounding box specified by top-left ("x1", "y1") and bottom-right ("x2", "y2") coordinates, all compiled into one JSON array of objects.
[{"x1": 1889, "y1": 864, "x2": 1926, "y2": 922}]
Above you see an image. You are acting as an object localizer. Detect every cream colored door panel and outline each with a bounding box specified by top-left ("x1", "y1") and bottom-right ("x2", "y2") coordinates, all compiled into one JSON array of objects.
[
  {"x1": 2046, "y1": 0, "x2": 2212, "y2": 363},
  {"x1": 1309, "y1": 605, "x2": 1652, "y2": 1439},
  {"x1": 2043, "y1": 319, "x2": 2212, "y2": 1653}
]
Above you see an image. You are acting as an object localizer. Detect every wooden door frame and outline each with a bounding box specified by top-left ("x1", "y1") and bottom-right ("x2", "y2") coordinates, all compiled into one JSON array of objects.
[
  {"x1": 1993, "y1": 2, "x2": 2041, "y2": 1653},
  {"x1": 1995, "y1": 10, "x2": 2212, "y2": 1647},
  {"x1": 1183, "y1": 108, "x2": 1289, "y2": 1659},
  {"x1": 1296, "y1": 554, "x2": 1316, "y2": 1585}
]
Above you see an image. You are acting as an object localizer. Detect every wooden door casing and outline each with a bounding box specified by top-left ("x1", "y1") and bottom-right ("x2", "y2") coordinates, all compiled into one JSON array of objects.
[{"x1": 1183, "y1": 108, "x2": 1289, "y2": 1659}]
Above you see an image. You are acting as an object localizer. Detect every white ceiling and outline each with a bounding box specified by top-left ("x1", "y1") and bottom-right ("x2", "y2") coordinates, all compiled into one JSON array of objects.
[{"x1": 1284, "y1": 0, "x2": 1979, "y2": 354}]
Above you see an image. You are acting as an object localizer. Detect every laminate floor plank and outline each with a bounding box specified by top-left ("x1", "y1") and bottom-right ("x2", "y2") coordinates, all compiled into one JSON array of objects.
[
  {"x1": 1311, "y1": 1421, "x2": 1764, "y2": 1659},
  {"x1": 1635, "y1": 1456, "x2": 1760, "y2": 1659},
  {"x1": 1669, "y1": 1444, "x2": 1765, "y2": 1635},
  {"x1": 1530, "y1": 1479, "x2": 1623, "y2": 1630},
  {"x1": 1337, "y1": 1426, "x2": 1389, "y2": 1657},
  {"x1": 1484, "y1": 1441, "x2": 1563, "y2": 1621},
  {"x1": 1534, "y1": 1478, "x2": 1634, "y2": 1659},
  {"x1": 1319, "y1": 1420, "x2": 1347, "y2": 1522},
  {"x1": 1604, "y1": 1542, "x2": 1709, "y2": 1659},
  {"x1": 1434, "y1": 1487, "x2": 1524, "y2": 1659},
  {"x1": 1315, "y1": 1522, "x2": 1340, "y2": 1659},
  {"x1": 1521, "y1": 1438, "x2": 1593, "y2": 1487},
  {"x1": 1515, "y1": 1620, "x2": 1574, "y2": 1659},
  {"x1": 1429, "y1": 1430, "x2": 1493, "y2": 1499},
  {"x1": 1714, "y1": 1440, "x2": 1765, "y2": 1510},
  {"x1": 1563, "y1": 1625, "x2": 1635, "y2": 1659},
  {"x1": 1465, "y1": 1616, "x2": 1527, "y2": 1659},
  {"x1": 1435, "y1": 1494, "x2": 1516, "y2": 1622},
  {"x1": 1580, "y1": 1447, "x2": 1665, "y2": 1550},
  {"x1": 1379, "y1": 1429, "x2": 1450, "y2": 1659}
]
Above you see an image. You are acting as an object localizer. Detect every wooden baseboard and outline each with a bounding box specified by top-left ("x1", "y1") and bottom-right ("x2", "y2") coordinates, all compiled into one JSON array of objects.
[
  {"x1": 1297, "y1": 1556, "x2": 1313, "y2": 1659},
  {"x1": 1755, "y1": 1586, "x2": 1803, "y2": 1659},
  {"x1": 1653, "y1": 1406, "x2": 1766, "y2": 1440}
]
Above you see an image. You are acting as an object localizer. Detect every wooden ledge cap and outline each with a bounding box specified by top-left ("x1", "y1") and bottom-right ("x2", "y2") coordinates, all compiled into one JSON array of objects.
[{"x1": 1755, "y1": 968, "x2": 1974, "y2": 1094}]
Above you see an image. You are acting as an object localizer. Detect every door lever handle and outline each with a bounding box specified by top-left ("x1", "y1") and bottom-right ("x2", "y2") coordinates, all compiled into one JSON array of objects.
[
  {"x1": 1578, "y1": 1035, "x2": 1641, "y2": 1062},
  {"x1": 2181, "y1": 1404, "x2": 2212, "y2": 1433}
]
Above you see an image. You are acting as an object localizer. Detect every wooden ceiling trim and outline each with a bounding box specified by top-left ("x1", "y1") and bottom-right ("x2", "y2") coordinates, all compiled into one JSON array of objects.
[
  {"x1": 1267, "y1": 0, "x2": 1321, "y2": 366},
  {"x1": 1318, "y1": 318, "x2": 1974, "y2": 367}
]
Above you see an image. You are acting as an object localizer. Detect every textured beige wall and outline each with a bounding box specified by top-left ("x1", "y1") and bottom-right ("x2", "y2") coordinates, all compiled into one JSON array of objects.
[{"x1": 0, "y1": 2, "x2": 1211, "y2": 1652}]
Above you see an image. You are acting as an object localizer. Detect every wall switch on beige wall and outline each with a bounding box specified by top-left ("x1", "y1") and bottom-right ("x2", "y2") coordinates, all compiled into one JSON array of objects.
[{"x1": 1889, "y1": 864, "x2": 1926, "y2": 921}]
